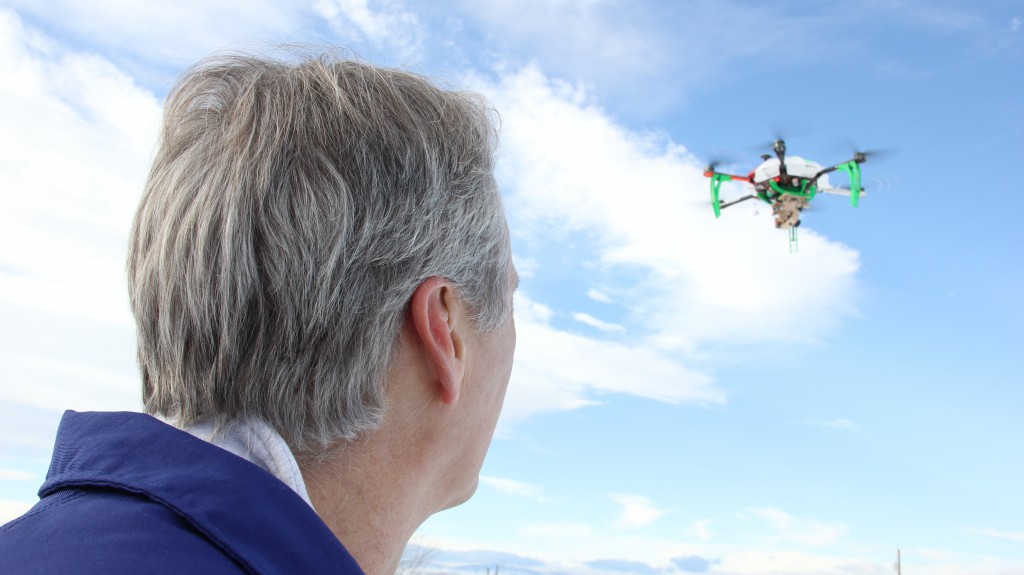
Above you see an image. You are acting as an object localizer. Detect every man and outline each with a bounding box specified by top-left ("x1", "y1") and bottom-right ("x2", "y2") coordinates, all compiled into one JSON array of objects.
[{"x1": 0, "y1": 51, "x2": 517, "y2": 575}]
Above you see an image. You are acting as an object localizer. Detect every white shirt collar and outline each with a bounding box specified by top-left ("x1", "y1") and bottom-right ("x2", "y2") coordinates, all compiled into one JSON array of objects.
[{"x1": 159, "y1": 415, "x2": 313, "y2": 507}]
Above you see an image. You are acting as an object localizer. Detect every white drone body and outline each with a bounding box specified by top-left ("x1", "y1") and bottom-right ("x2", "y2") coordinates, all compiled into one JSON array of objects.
[
  {"x1": 752, "y1": 156, "x2": 862, "y2": 197},
  {"x1": 753, "y1": 156, "x2": 823, "y2": 183}
]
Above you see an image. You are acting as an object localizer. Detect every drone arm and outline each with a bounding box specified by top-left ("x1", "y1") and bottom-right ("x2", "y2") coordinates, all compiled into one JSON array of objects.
[
  {"x1": 707, "y1": 172, "x2": 752, "y2": 218},
  {"x1": 718, "y1": 194, "x2": 757, "y2": 211},
  {"x1": 813, "y1": 165, "x2": 838, "y2": 178},
  {"x1": 813, "y1": 158, "x2": 864, "y2": 207},
  {"x1": 831, "y1": 160, "x2": 863, "y2": 207}
]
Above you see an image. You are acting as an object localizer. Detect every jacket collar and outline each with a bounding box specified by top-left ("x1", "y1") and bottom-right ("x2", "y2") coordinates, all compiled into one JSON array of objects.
[{"x1": 42, "y1": 411, "x2": 364, "y2": 575}]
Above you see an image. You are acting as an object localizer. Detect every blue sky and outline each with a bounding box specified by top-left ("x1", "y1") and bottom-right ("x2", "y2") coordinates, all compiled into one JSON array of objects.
[{"x1": 1, "y1": 1, "x2": 1022, "y2": 574}]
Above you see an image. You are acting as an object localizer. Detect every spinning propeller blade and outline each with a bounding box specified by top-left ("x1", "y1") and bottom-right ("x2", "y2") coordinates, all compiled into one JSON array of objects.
[
  {"x1": 703, "y1": 155, "x2": 733, "y2": 174},
  {"x1": 746, "y1": 125, "x2": 809, "y2": 153},
  {"x1": 840, "y1": 140, "x2": 898, "y2": 163}
]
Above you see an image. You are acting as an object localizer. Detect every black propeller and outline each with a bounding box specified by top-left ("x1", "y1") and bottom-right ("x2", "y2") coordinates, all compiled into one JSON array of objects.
[
  {"x1": 840, "y1": 140, "x2": 899, "y2": 163},
  {"x1": 703, "y1": 155, "x2": 734, "y2": 174},
  {"x1": 746, "y1": 125, "x2": 808, "y2": 153}
]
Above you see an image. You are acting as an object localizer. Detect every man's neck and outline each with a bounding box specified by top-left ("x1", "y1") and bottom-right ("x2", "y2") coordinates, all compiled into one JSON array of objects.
[{"x1": 300, "y1": 431, "x2": 439, "y2": 575}]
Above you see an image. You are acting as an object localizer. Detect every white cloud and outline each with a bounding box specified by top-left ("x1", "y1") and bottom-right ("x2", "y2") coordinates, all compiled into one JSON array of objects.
[
  {"x1": 747, "y1": 507, "x2": 796, "y2": 531},
  {"x1": 586, "y1": 288, "x2": 612, "y2": 303},
  {"x1": 1012, "y1": 16, "x2": 1022, "y2": 33},
  {"x1": 690, "y1": 519, "x2": 713, "y2": 540},
  {"x1": 743, "y1": 507, "x2": 849, "y2": 547},
  {"x1": 0, "y1": 9, "x2": 161, "y2": 325},
  {"x1": 456, "y1": 2, "x2": 870, "y2": 118},
  {"x1": 480, "y1": 475, "x2": 551, "y2": 503},
  {"x1": 0, "y1": 352, "x2": 139, "y2": 413},
  {"x1": 513, "y1": 255, "x2": 539, "y2": 278},
  {"x1": 474, "y1": 64, "x2": 861, "y2": 361},
  {"x1": 608, "y1": 493, "x2": 664, "y2": 530},
  {"x1": 0, "y1": 499, "x2": 33, "y2": 524},
  {"x1": 2, "y1": 2, "x2": 304, "y2": 67},
  {"x1": 417, "y1": 535, "x2": 1024, "y2": 575},
  {"x1": 314, "y1": 0, "x2": 425, "y2": 62},
  {"x1": 421, "y1": 513, "x2": 926, "y2": 575},
  {"x1": 459, "y1": 0, "x2": 657, "y2": 82},
  {"x1": 515, "y1": 291, "x2": 555, "y2": 325},
  {"x1": 0, "y1": 470, "x2": 33, "y2": 481},
  {"x1": 499, "y1": 293, "x2": 723, "y2": 432},
  {"x1": 571, "y1": 312, "x2": 625, "y2": 333},
  {"x1": 794, "y1": 418, "x2": 859, "y2": 430},
  {"x1": 894, "y1": 2, "x2": 986, "y2": 33},
  {"x1": 520, "y1": 522, "x2": 594, "y2": 540},
  {"x1": 717, "y1": 549, "x2": 879, "y2": 575},
  {"x1": 967, "y1": 527, "x2": 1024, "y2": 542},
  {"x1": 0, "y1": 13, "x2": 148, "y2": 466}
]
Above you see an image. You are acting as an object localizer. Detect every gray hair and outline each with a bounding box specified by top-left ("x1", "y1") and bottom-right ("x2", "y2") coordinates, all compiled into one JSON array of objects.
[{"x1": 128, "y1": 51, "x2": 511, "y2": 453}]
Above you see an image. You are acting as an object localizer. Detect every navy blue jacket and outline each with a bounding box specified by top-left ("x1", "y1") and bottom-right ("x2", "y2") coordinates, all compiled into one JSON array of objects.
[{"x1": 0, "y1": 411, "x2": 365, "y2": 574}]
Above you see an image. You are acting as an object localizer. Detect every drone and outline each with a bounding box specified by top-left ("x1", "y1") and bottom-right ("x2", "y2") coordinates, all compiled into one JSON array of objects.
[{"x1": 703, "y1": 140, "x2": 868, "y2": 251}]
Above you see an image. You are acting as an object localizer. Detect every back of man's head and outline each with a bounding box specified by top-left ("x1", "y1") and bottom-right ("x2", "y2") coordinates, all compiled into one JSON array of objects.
[{"x1": 127, "y1": 51, "x2": 512, "y2": 455}]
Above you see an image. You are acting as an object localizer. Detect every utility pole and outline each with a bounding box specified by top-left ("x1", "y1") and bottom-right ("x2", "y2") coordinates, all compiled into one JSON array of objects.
[{"x1": 895, "y1": 548, "x2": 901, "y2": 574}]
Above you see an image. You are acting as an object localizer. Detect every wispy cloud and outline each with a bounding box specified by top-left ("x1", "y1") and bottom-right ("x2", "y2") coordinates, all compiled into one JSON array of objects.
[
  {"x1": 0, "y1": 499, "x2": 33, "y2": 524},
  {"x1": 690, "y1": 519, "x2": 713, "y2": 540},
  {"x1": 2, "y1": 2, "x2": 305, "y2": 71},
  {"x1": 479, "y1": 475, "x2": 551, "y2": 503},
  {"x1": 0, "y1": 9, "x2": 160, "y2": 325},
  {"x1": 572, "y1": 312, "x2": 625, "y2": 333},
  {"x1": 500, "y1": 293, "x2": 723, "y2": 432},
  {"x1": 587, "y1": 289, "x2": 612, "y2": 303},
  {"x1": 520, "y1": 522, "x2": 593, "y2": 539},
  {"x1": 967, "y1": 526, "x2": 1024, "y2": 542},
  {"x1": 672, "y1": 555, "x2": 721, "y2": 574},
  {"x1": 586, "y1": 558, "x2": 660, "y2": 574},
  {"x1": 0, "y1": 470, "x2": 33, "y2": 481},
  {"x1": 457, "y1": 2, "x2": 849, "y2": 116},
  {"x1": 0, "y1": 352, "x2": 139, "y2": 413},
  {"x1": 743, "y1": 507, "x2": 849, "y2": 547},
  {"x1": 417, "y1": 545, "x2": 546, "y2": 571},
  {"x1": 314, "y1": 0, "x2": 425, "y2": 62},
  {"x1": 0, "y1": 12, "x2": 149, "y2": 456},
  {"x1": 409, "y1": 538, "x2": 913, "y2": 575},
  {"x1": 513, "y1": 255, "x2": 539, "y2": 279},
  {"x1": 608, "y1": 493, "x2": 664, "y2": 530},
  {"x1": 459, "y1": 0, "x2": 659, "y2": 84},
  {"x1": 719, "y1": 549, "x2": 880, "y2": 574},
  {"x1": 793, "y1": 418, "x2": 859, "y2": 430}
]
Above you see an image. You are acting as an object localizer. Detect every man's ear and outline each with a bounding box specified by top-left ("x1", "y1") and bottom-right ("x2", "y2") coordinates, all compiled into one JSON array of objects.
[{"x1": 409, "y1": 277, "x2": 466, "y2": 405}]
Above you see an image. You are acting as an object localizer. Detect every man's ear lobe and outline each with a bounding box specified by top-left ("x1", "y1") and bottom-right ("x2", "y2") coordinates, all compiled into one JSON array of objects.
[{"x1": 409, "y1": 277, "x2": 466, "y2": 405}]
